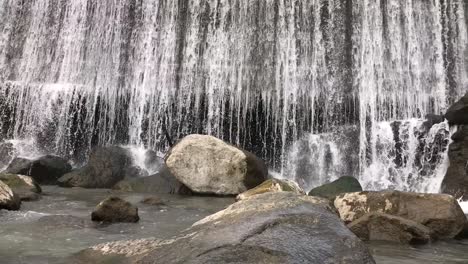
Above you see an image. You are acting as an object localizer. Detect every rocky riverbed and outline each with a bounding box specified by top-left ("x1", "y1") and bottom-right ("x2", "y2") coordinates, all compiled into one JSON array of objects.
[{"x1": 0, "y1": 186, "x2": 466, "y2": 264}]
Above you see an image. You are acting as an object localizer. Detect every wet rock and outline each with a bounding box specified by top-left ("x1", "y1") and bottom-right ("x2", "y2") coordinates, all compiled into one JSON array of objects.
[
  {"x1": 165, "y1": 134, "x2": 268, "y2": 195},
  {"x1": 113, "y1": 168, "x2": 192, "y2": 195},
  {"x1": 348, "y1": 212, "x2": 432, "y2": 244},
  {"x1": 334, "y1": 191, "x2": 466, "y2": 239},
  {"x1": 144, "y1": 150, "x2": 165, "y2": 173},
  {"x1": 422, "y1": 114, "x2": 445, "y2": 130},
  {"x1": 123, "y1": 166, "x2": 149, "y2": 179},
  {"x1": 236, "y1": 178, "x2": 304, "y2": 200},
  {"x1": 0, "y1": 180, "x2": 20, "y2": 210},
  {"x1": 6, "y1": 155, "x2": 72, "y2": 184},
  {"x1": 0, "y1": 173, "x2": 41, "y2": 201},
  {"x1": 445, "y1": 92, "x2": 468, "y2": 125},
  {"x1": 72, "y1": 238, "x2": 162, "y2": 263},
  {"x1": 91, "y1": 196, "x2": 139, "y2": 223},
  {"x1": 442, "y1": 126, "x2": 468, "y2": 199},
  {"x1": 137, "y1": 192, "x2": 375, "y2": 264},
  {"x1": 455, "y1": 219, "x2": 468, "y2": 240},
  {"x1": 308, "y1": 176, "x2": 363, "y2": 200},
  {"x1": 140, "y1": 196, "x2": 165, "y2": 206},
  {"x1": 59, "y1": 146, "x2": 132, "y2": 188}
]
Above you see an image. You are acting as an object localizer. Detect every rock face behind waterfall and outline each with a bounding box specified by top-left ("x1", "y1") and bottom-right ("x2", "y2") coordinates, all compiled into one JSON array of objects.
[
  {"x1": 5, "y1": 156, "x2": 72, "y2": 184},
  {"x1": 334, "y1": 191, "x2": 466, "y2": 240},
  {"x1": 58, "y1": 147, "x2": 132, "y2": 188},
  {"x1": 445, "y1": 92, "x2": 468, "y2": 125},
  {"x1": 0, "y1": 180, "x2": 20, "y2": 210},
  {"x1": 165, "y1": 135, "x2": 268, "y2": 195},
  {"x1": 442, "y1": 126, "x2": 468, "y2": 199},
  {"x1": 79, "y1": 192, "x2": 375, "y2": 264}
]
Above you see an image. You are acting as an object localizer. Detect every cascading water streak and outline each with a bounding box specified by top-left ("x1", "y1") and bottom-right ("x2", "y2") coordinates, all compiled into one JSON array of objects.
[{"x1": 0, "y1": 0, "x2": 466, "y2": 192}]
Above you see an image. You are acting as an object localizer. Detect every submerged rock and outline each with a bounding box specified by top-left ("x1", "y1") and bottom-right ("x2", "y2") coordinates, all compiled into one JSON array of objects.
[
  {"x1": 6, "y1": 155, "x2": 72, "y2": 184},
  {"x1": 308, "y1": 176, "x2": 363, "y2": 200},
  {"x1": 0, "y1": 180, "x2": 21, "y2": 210},
  {"x1": 59, "y1": 146, "x2": 132, "y2": 188},
  {"x1": 334, "y1": 191, "x2": 466, "y2": 239},
  {"x1": 134, "y1": 192, "x2": 375, "y2": 263},
  {"x1": 140, "y1": 196, "x2": 165, "y2": 206},
  {"x1": 165, "y1": 134, "x2": 268, "y2": 195},
  {"x1": 445, "y1": 92, "x2": 468, "y2": 125},
  {"x1": 236, "y1": 178, "x2": 304, "y2": 200},
  {"x1": 113, "y1": 168, "x2": 192, "y2": 195},
  {"x1": 91, "y1": 197, "x2": 139, "y2": 223},
  {"x1": 442, "y1": 126, "x2": 468, "y2": 199},
  {"x1": 348, "y1": 212, "x2": 432, "y2": 244},
  {"x1": 0, "y1": 173, "x2": 41, "y2": 201}
]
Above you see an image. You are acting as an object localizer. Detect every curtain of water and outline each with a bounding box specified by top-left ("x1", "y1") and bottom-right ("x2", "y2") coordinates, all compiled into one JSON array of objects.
[{"x1": 0, "y1": 0, "x2": 466, "y2": 191}]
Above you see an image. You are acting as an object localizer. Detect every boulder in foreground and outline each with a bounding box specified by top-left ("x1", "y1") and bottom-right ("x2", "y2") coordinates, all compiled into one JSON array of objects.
[
  {"x1": 348, "y1": 212, "x2": 432, "y2": 244},
  {"x1": 236, "y1": 178, "x2": 304, "y2": 200},
  {"x1": 6, "y1": 155, "x2": 72, "y2": 184},
  {"x1": 91, "y1": 197, "x2": 139, "y2": 223},
  {"x1": 334, "y1": 191, "x2": 466, "y2": 239},
  {"x1": 59, "y1": 147, "x2": 132, "y2": 188},
  {"x1": 308, "y1": 176, "x2": 363, "y2": 200},
  {"x1": 0, "y1": 173, "x2": 41, "y2": 201},
  {"x1": 0, "y1": 180, "x2": 21, "y2": 210},
  {"x1": 95, "y1": 192, "x2": 374, "y2": 263},
  {"x1": 165, "y1": 134, "x2": 268, "y2": 195}
]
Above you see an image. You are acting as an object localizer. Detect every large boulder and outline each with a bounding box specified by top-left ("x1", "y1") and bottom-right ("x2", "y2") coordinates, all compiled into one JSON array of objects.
[
  {"x1": 5, "y1": 155, "x2": 72, "y2": 184},
  {"x1": 113, "y1": 168, "x2": 192, "y2": 195},
  {"x1": 348, "y1": 212, "x2": 432, "y2": 244},
  {"x1": 445, "y1": 92, "x2": 468, "y2": 125},
  {"x1": 91, "y1": 196, "x2": 139, "y2": 223},
  {"x1": 442, "y1": 126, "x2": 468, "y2": 199},
  {"x1": 334, "y1": 191, "x2": 466, "y2": 239},
  {"x1": 165, "y1": 134, "x2": 268, "y2": 195},
  {"x1": 236, "y1": 178, "x2": 304, "y2": 200},
  {"x1": 133, "y1": 192, "x2": 375, "y2": 263},
  {"x1": 308, "y1": 176, "x2": 363, "y2": 200},
  {"x1": 0, "y1": 180, "x2": 21, "y2": 210},
  {"x1": 58, "y1": 146, "x2": 132, "y2": 188},
  {"x1": 0, "y1": 173, "x2": 41, "y2": 201}
]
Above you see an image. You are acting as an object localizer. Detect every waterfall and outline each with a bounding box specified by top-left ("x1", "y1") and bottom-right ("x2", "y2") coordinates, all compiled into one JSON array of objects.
[{"x1": 0, "y1": 0, "x2": 466, "y2": 192}]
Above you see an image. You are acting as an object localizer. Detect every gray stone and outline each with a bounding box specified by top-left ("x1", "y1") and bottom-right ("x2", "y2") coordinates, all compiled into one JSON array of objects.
[
  {"x1": 165, "y1": 134, "x2": 267, "y2": 195},
  {"x1": 442, "y1": 126, "x2": 468, "y2": 199},
  {"x1": 334, "y1": 191, "x2": 466, "y2": 239},
  {"x1": 6, "y1": 155, "x2": 72, "y2": 184},
  {"x1": 91, "y1": 197, "x2": 139, "y2": 223},
  {"x1": 0, "y1": 173, "x2": 41, "y2": 201},
  {"x1": 308, "y1": 176, "x2": 363, "y2": 200},
  {"x1": 136, "y1": 192, "x2": 375, "y2": 264},
  {"x1": 348, "y1": 212, "x2": 432, "y2": 244},
  {"x1": 445, "y1": 92, "x2": 468, "y2": 125},
  {"x1": 0, "y1": 180, "x2": 20, "y2": 210}
]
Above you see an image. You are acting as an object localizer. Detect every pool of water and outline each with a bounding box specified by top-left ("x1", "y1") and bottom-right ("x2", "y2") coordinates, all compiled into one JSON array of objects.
[{"x1": 0, "y1": 186, "x2": 466, "y2": 263}]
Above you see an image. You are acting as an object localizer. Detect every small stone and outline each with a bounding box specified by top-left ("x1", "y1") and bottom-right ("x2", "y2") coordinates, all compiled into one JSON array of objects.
[{"x1": 91, "y1": 196, "x2": 139, "y2": 223}]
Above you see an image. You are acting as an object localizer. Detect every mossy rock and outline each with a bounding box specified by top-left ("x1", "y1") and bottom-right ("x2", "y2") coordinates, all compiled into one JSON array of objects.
[
  {"x1": 236, "y1": 178, "x2": 304, "y2": 200},
  {"x1": 0, "y1": 173, "x2": 41, "y2": 201},
  {"x1": 308, "y1": 176, "x2": 362, "y2": 200}
]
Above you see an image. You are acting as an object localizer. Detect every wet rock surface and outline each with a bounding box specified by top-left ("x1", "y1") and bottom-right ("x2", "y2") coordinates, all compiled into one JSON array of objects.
[
  {"x1": 236, "y1": 178, "x2": 304, "y2": 200},
  {"x1": 6, "y1": 155, "x2": 72, "y2": 184},
  {"x1": 0, "y1": 180, "x2": 21, "y2": 210},
  {"x1": 91, "y1": 196, "x2": 139, "y2": 223},
  {"x1": 134, "y1": 192, "x2": 375, "y2": 264},
  {"x1": 334, "y1": 191, "x2": 466, "y2": 239},
  {"x1": 308, "y1": 176, "x2": 363, "y2": 200},
  {"x1": 442, "y1": 126, "x2": 468, "y2": 200},
  {"x1": 0, "y1": 173, "x2": 41, "y2": 201}
]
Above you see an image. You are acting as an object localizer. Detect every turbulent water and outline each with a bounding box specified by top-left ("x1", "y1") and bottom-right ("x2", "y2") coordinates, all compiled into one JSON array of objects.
[{"x1": 0, "y1": 0, "x2": 467, "y2": 191}]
